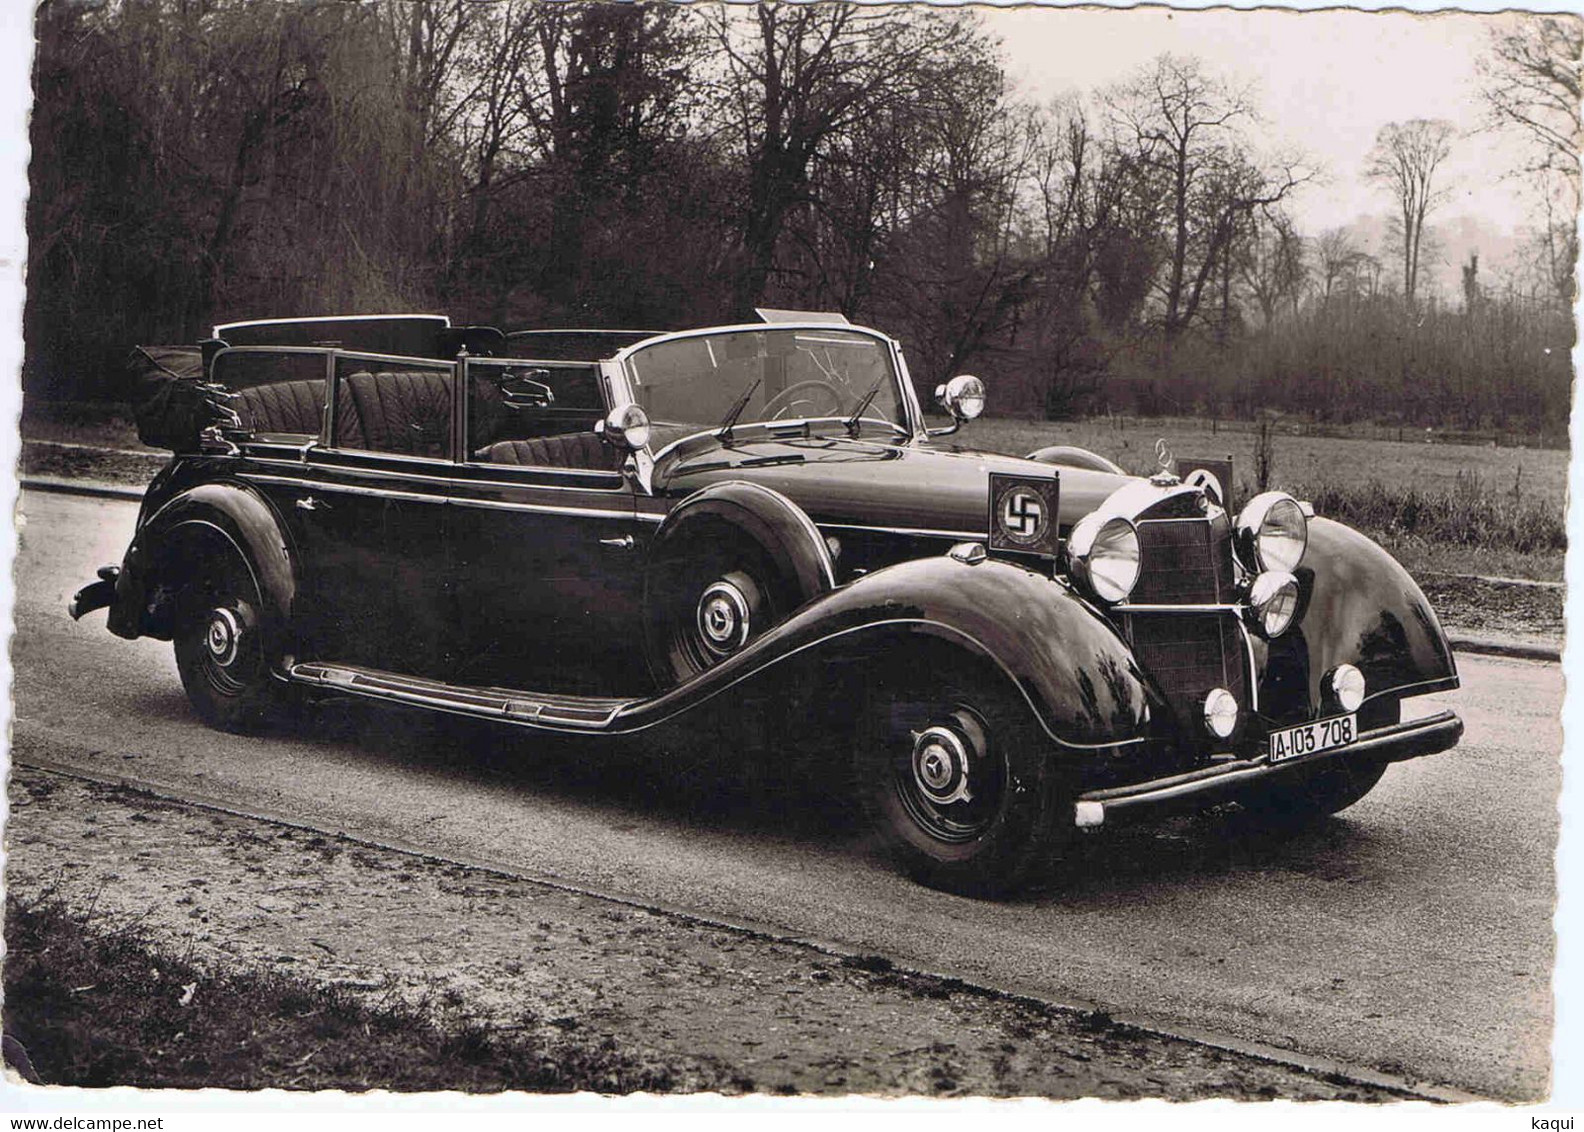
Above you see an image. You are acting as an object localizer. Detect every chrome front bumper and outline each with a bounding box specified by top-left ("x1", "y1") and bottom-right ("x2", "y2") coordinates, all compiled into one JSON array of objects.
[
  {"x1": 68, "y1": 565, "x2": 120, "y2": 621},
  {"x1": 1072, "y1": 709, "x2": 1463, "y2": 828}
]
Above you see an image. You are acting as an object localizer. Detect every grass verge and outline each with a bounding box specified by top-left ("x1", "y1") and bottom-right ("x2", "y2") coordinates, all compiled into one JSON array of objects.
[
  {"x1": 1301, "y1": 472, "x2": 1565, "y2": 558},
  {"x1": 3, "y1": 893, "x2": 732, "y2": 1093}
]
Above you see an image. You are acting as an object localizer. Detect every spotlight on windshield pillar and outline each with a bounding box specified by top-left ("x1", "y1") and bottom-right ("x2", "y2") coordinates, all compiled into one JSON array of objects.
[{"x1": 935, "y1": 375, "x2": 986, "y2": 423}]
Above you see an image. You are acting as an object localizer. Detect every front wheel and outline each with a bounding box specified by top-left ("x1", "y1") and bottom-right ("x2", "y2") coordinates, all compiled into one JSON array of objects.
[
  {"x1": 173, "y1": 549, "x2": 285, "y2": 733},
  {"x1": 856, "y1": 668, "x2": 1063, "y2": 897}
]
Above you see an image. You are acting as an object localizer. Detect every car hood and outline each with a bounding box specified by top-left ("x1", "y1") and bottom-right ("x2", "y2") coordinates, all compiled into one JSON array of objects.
[{"x1": 653, "y1": 431, "x2": 1135, "y2": 537}]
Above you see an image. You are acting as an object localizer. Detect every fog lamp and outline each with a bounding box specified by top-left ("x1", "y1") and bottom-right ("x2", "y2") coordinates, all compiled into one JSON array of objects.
[
  {"x1": 1203, "y1": 687, "x2": 1240, "y2": 740},
  {"x1": 1323, "y1": 664, "x2": 1367, "y2": 713},
  {"x1": 1245, "y1": 570, "x2": 1300, "y2": 638}
]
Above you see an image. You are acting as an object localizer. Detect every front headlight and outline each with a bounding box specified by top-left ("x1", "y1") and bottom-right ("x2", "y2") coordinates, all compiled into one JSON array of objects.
[
  {"x1": 1069, "y1": 514, "x2": 1141, "y2": 603},
  {"x1": 1235, "y1": 491, "x2": 1308, "y2": 573}
]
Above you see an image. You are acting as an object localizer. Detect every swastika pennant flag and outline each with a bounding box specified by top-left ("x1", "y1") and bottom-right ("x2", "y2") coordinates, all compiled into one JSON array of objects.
[{"x1": 989, "y1": 472, "x2": 1061, "y2": 558}]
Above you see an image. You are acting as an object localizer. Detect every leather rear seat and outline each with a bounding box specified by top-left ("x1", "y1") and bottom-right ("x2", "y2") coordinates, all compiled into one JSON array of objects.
[
  {"x1": 232, "y1": 379, "x2": 327, "y2": 437},
  {"x1": 342, "y1": 370, "x2": 452, "y2": 457}
]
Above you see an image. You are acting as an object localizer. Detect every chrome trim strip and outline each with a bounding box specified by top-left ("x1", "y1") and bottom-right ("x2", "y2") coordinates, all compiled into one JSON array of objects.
[
  {"x1": 1115, "y1": 602, "x2": 1242, "y2": 614},
  {"x1": 328, "y1": 349, "x2": 458, "y2": 368},
  {"x1": 1236, "y1": 617, "x2": 1261, "y2": 713},
  {"x1": 448, "y1": 497, "x2": 637, "y2": 521},
  {"x1": 215, "y1": 313, "x2": 449, "y2": 336},
  {"x1": 818, "y1": 521, "x2": 981, "y2": 541},
  {"x1": 239, "y1": 473, "x2": 636, "y2": 520},
  {"x1": 287, "y1": 663, "x2": 630, "y2": 730},
  {"x1": 315, "y1": 448, "x2": 455, "y2": 469},
  {"x1": 611, "y1": 320, "x2": 896, "y2": 365},
  {"x1": 243, "y1": 457, "x2": 627, "y2": 493}
]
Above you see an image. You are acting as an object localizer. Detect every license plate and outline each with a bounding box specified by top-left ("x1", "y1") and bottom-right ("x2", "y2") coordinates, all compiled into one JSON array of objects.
[{"x1": 1269, "y1": 714, "x2": 1357, "y2": 764}]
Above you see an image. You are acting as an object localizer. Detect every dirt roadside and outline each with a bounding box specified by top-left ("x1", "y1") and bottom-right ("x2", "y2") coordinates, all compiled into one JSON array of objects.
[{"x1": 3, "y1": 766, "x2": 1408, "y2": 1099}]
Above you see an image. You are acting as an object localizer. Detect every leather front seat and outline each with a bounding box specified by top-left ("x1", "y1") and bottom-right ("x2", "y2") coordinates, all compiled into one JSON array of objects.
[{"x1": 480, "y1": 434, "x2": 623, "y2": 470}]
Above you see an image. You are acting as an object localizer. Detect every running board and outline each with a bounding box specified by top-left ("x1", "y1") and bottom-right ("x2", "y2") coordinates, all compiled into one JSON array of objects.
[{"x1": 286, "y1": 662, "x2": 637, "y2": 731}]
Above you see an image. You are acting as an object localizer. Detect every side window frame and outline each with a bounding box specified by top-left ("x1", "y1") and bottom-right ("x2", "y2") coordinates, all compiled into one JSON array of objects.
[
  {"x1": 322, "y1": 349, "x2": 461, "y2": 465},
  {"x1": 461, "y1": 355, "x2": 620, "y2": 474},
  {"x1": 206, "y1": 345, "x2": 336, "y2": 446}
]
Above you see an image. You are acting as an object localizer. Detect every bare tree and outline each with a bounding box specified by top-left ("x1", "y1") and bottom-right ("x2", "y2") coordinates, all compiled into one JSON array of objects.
[
  {"x1": 1476, "y1": 15, "x2": 1581, "y2": 302},
  {"x1": 708, "y1": 4, "x2": 986, "y2": 317},
  {"x1": 1365, "y1": 118, "x2": 1457, "y2": 306},
  {"x1": 1314, "y1": 227, "x2": 1364, "y2": 307},
  {"x1": 1238, "y1": 212, "x2": 1305, "y2": 327},
  {"x1": 1104, "y1": 54, "x2": 1308, "y2": 340}
]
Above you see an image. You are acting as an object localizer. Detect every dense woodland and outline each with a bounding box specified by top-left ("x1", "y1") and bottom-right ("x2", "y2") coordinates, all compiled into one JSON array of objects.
[{"x1": 24, "y1": 0, "x2": 1580, "y2": 435}]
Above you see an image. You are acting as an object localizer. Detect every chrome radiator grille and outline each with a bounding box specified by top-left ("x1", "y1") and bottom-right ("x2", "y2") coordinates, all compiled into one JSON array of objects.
[
  {"x1": 1120, "y1": 505, "x2": 1248, "y2": 739},
  {"x1": 1124, "y1": 612, "x2": 1250, "y2": 732},
  {"x1": 1131, "y1": 516, "x2": 1236, "y2": 604}
]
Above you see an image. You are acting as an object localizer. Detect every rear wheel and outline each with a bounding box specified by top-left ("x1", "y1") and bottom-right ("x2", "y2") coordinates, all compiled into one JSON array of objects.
[
  {"x1": 857, "y1": 666, "x2": 1063, "y2": 897},
  {"x1": 646, "y1": 528, "x2": 794, "y2": 686},
  {"x1": 173, "y1": 547, "x2": 284, "y2": 732}
]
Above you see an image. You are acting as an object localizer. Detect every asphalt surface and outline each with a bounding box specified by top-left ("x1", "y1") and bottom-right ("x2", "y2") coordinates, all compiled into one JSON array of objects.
[{"x1": 6, "y1": 490, "x2": 1562, "y2": 1100}]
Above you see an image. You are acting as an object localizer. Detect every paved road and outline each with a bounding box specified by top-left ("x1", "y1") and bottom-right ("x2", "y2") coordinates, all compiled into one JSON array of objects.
[{"x1": 6, "y1": 490, "x2": 1561, "y2": 1099}]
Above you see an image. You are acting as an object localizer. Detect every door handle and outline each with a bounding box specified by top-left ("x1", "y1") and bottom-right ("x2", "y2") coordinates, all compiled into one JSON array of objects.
[
  {"x1": 295, "y1": 496, "x2": 329, "y2": 512},
  {"x1": 599, "y1": 535, "x2": 635, "y2": 551}
]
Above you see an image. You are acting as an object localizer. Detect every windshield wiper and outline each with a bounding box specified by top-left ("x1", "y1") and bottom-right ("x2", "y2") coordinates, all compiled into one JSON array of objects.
[
  {"x1": 844, "y1": 379, "x2": 884, "y2": 438},
  {"x1": 717, "y1": 376, "x2": 762, "y2": 445}
]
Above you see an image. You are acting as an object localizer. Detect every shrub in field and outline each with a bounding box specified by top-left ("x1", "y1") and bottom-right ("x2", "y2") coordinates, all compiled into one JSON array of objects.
[{"x1": 1303, "y1": 471, "x2": 1566, "y2": 555}]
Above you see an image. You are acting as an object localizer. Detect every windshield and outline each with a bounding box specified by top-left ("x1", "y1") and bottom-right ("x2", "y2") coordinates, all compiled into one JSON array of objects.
[{"x1": 622, "y1": 327, "x2": 908, "y2": 437}]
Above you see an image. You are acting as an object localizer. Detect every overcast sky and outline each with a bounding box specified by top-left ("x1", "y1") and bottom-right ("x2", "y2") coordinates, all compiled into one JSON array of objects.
[{"x1": 981, "y1": 7, "x2": 1542, "y2": 237}]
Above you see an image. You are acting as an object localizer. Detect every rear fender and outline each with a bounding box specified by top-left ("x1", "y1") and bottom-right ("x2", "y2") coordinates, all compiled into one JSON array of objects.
[
  {"x1": 1287, "y1": 518, "x2": 1459, "y2": 707},
  {"x1": 110, "y1": 481, "x2": 298, "y2": 662},
  {"x1": 620, "y1": 554, "x2": 1162, "y2": 751},
  {"x1": 649, "y1": 479, "x2": 837, "y2": 599}
]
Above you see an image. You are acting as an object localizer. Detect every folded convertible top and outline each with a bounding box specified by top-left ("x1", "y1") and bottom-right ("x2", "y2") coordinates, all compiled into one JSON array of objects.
[{"x1": 127, "y1": 344, "x2": 226, "y2": 452}]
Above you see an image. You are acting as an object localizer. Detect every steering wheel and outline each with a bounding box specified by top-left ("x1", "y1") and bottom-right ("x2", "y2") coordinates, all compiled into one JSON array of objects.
[{"x1": 762, "y1": 380, "x2": 844, "y2": 421}]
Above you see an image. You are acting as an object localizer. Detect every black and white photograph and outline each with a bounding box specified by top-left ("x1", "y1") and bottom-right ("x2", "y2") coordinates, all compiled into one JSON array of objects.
[{"x1": 0, "y1": 0, "x2": 1575, "y2": 1116}]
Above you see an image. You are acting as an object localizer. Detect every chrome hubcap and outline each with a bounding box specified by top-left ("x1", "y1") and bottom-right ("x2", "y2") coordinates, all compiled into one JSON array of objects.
[
  {"x1": 205, "y1": 607, "x2": 243, "y2": 668},
  {"x1": 696, "y1": 580, "x2": 751, "y2": 656},
  {"x1": 911, "y1": 725, "x2": 974, "y2": 806}
]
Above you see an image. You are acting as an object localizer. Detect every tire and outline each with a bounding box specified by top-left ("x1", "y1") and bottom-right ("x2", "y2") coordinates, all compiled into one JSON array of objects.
[
  {"x1": 645, "y1": 524, "x2": 796, "y2": 686},
  {"x1": 856, "y1": 663, "x2": 1063, "y2": 897},
  {"x1": 172, "y1": 544, "x2": 284, "y2": 733},
  {"x1": 1237, "y1": 758, "x2": 1388, "y2": 830}
]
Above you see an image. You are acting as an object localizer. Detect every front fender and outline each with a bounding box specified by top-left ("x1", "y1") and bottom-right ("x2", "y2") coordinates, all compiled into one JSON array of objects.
[
  {"x1": 617, "y1": 554, "x2": 1162, "y2": 749},
  {"x1": 1289, "y1": 518, "x2": 1459, "y2": 707},
  {"x1": 109, "y1": 480, "x2": 298, "y2": 658}
]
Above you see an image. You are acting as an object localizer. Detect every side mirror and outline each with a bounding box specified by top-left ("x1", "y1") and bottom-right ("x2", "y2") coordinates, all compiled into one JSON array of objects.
[
  {"x1": 596, "y1": 403, "x2": 652, "y2": 451},
  {"x1": 930, "y1": 374, "x2": 986, "y2": 435}
]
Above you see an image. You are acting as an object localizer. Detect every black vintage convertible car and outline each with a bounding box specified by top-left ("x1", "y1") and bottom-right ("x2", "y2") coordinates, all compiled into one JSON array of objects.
[{"x1": 72, "y1": 312, "x2": 1462, "y2": 894}]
